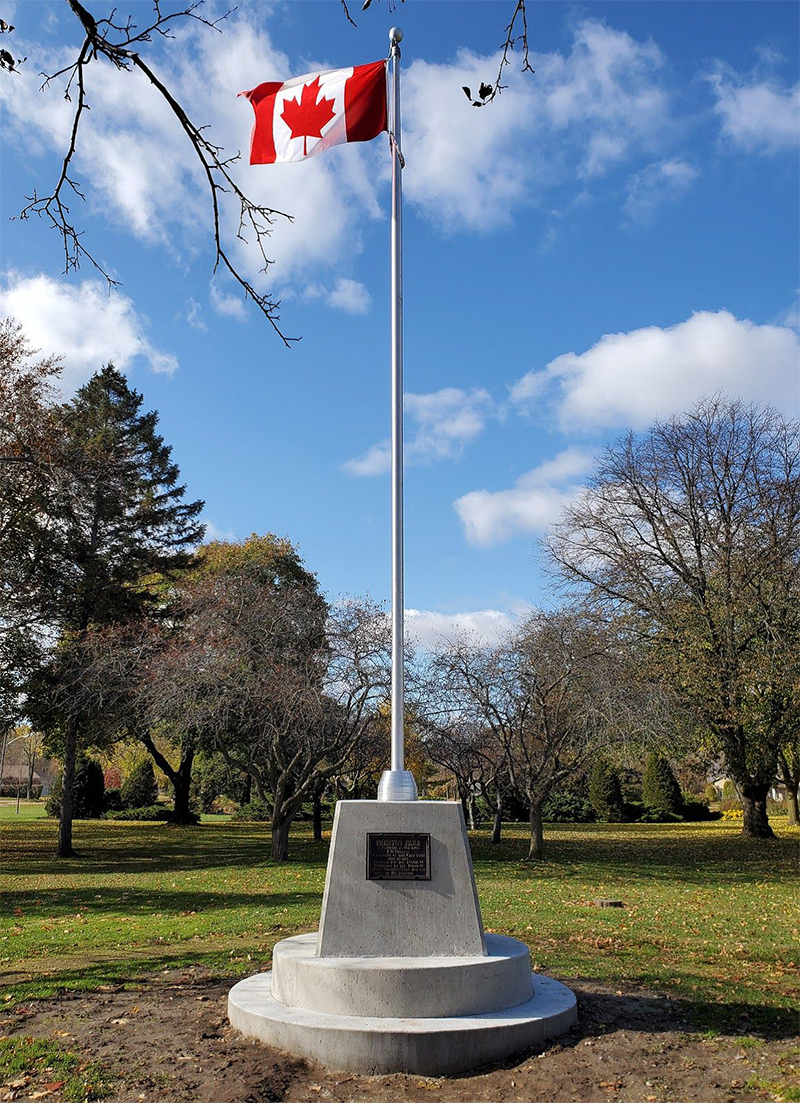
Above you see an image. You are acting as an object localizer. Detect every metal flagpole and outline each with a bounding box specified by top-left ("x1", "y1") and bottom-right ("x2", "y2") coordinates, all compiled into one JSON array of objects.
[{"x1": 378, "y1": 27, "x2": 417, "y2": 803}]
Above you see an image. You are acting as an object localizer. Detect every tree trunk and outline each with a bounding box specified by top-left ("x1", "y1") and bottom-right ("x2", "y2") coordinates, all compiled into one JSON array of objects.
[
  {"x1": 58, "y1": 716, "x2": 78, "y2": 857},
  {"x1": 271, "y1": 812, "x2": 292, "y2": 861},
  {"x1": 172, "y1": 749, "x2": 195, "y2": 824},
  {"x1": 491, "y1": 792, "x2": 503, "y2": 844},
  {"x1": 242, "y1": 771, "x2": 252, "y2": 804},
  {"x1": 312, "y1": 792, "x2": 323, "y2": 842},
  {"x1": 740, "y1": 783, "x2": 776, "y2": 839},
  {"x1": 139, "y1": 732, "x2": 195, "y2": 824},
  {"x1": 526, "y1": 801, "x2": 544, "y2": 860},
  {"x1": 27, "y1": 751, "x2": 35, "y2": 799},
  {"x1": 467, "y1": 793, "x2": 478, "y2": 830},
  {"x1": 786, "y1": 784, "x2": 799, "y2": 827},
  {"x1": 777, "y1": 753, "x2": 799, "y2": 826}
]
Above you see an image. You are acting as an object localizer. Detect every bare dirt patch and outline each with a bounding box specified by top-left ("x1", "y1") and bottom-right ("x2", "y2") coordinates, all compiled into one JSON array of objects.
[{"x1": 1, "y1": 969, "x2": 798, "y2": 1103}]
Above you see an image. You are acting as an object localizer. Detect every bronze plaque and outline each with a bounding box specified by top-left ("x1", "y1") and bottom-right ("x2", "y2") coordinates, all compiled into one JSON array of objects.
[{"x1": 366, "y1": 832, "x2": 431, "y2": 881}]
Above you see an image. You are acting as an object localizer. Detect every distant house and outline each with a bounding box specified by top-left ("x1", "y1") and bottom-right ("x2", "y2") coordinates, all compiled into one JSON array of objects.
[
  {"x1": 709, "y1": 775, "x2": 790, "y2": 804},
  {"x1": 0, "y1": 734, "x2": 58, "y2": 796}
]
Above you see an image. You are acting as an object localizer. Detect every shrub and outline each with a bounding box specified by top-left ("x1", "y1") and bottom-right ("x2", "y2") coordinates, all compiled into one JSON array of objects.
[
  {"x1": 588, "y1": 757, "x2": 624, "y2": 821},
  {"x1": 44, "y1": 754, "x2": 106, "y2": 819},
  {"x1": 45, "y1": 778, "x2": 60, "y2": 817},
  {"x1": 104, "y1": 787, "x2": 123, "y2": 812},
  {"x1": 120, "y1": 760, "x2": 158, "y2": 810},
  {"x1": 104, "y1": 804, "x2": 172, "y2": 822},
  {"x1": 541, "y1": 790, "x2": 596, "y2": 823},
  {"x1": 721, "y1": 807, "x2": 743, "y2": 821},
  {"x1": 703, "y1": 783, "x2": 719, "y2": 804},
  {"x1": 639, "y1": 807, "x2": 683, "y2": 823},
  {"x1": 230, "y1": 800, "x2": 271, "y2": 822},
  {"x1": 722, "y1": 780, "x2": 738, "y2": 802},
  {"x1": 681, "y1": 795, "x2": 720, "y2": 821},
  {"x1": 642, "y1": 753, "x2": 683, "y2": 815}
]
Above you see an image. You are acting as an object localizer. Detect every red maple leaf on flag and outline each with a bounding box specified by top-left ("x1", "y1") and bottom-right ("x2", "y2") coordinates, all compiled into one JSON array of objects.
[{"x1": 281, "y1": 77, "x2": 337, "y2": 156}]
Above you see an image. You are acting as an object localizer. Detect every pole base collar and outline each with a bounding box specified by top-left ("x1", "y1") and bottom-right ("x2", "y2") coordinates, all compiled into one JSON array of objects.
[{"x1": 377, "y1": 770, "x2": 418, "y2": 802}]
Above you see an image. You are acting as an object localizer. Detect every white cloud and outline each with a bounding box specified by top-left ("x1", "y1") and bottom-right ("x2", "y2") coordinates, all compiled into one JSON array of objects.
[
  {"x1": 405, "y1": 608, "x2": 515, "y2": 649},
  {"x1": 201, "y1": 518, "x2": 237, "y2": 543},
  {"x1": 0, "y1": 273, "x2": 178, "y2": 391},
  {"x1": 779, "y1": 292, "x2": 800, "y2": 333},
  {"x1": 343, "y1": 387, "x2": 495, "y2": 476},
  {"x1": 185, "y1": 298, "x2": 206, "y2": 330},
  {"x1": 623, "y1": 158, "x2": 698, "y2": 225},
  {"x1": 305, "y1": 278, "x2": 371, "y2": 314},
  {"x1": 328, "y1": 278, "x2": 371, "y2": 315},
  {"x1": 210, "y1": 283, "x2": 247, "y2": 321},
  {"x1": 403, "y1": 18, "x2": 671, "y2": 230},
  {"x1": 707, "y1": 63, "x2": 800, "y2": 153},
  {"x1": 342, "y1": 440, "x2": 391, "y2": 478},
  {"x1": 454, "y1": 447, "x2": 595, "y2": 547},
  {"x1": 511, "y1": 310, "x2": 800, "y2": 432}
]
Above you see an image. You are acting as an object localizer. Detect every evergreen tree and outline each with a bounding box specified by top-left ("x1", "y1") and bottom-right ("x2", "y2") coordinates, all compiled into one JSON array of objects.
[
  {"x1": 120, "y1": 758, "x2": 158, "y2": 809},
  {"x1": 45, "y1": 753, "x2": 105, "y2": 819},
  {"x1": 30, "y1": 365, "x2": 204, "y2": 856},
  {"x1": 642, "y1": 752, "x2": 683, "y2": 814},
  {"x1": 588, "y1": 756, "x2": 624, "y2": 821}
]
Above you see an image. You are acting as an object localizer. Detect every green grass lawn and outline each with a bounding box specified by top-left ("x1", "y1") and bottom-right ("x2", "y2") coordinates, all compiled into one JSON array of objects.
[
  {"x1": 0, "y1": 799, "x2": 48, "y2": 821},
  {"x1": 1, "y1": 817, "x2": 797, "y2": 1035}
]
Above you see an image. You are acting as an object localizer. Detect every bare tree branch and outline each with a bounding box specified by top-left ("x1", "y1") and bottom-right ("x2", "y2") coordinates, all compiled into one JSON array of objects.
[
  {"x1": 461, "y1": 0, "x2": 534, "y2": 108},
  {"x1": 16, "y1": 0, "x2": 297, "y2": 345},
  {"x1": 340, "y1": 0, "x2": 358, "y2": 29}
]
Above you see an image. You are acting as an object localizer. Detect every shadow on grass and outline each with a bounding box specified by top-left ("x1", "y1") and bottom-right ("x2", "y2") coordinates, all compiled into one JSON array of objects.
[
  {"x1": 470, "y1": 825, "x2": 798, "y2": 886},
  {"x1": 4, "y1": 887, "x2": 322, "y2": 916},
  {"x1": 3, "y1": 822, "x2": 331, "y2": 876}
]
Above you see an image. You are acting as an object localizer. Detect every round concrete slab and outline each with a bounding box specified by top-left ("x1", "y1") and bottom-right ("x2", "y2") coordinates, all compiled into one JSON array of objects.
[
  {"x1": 228, "y1": 969, "x2": 577, "y2": 1075},
  {"x1": 271, "y1": 932, "x2": 534, "y2": 1017}
]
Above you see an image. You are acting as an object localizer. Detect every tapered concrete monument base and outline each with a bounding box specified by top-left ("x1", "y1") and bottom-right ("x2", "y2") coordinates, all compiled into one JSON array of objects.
[{"x1": 228, "y1": 802, "x2": 576, "y2": 1073}]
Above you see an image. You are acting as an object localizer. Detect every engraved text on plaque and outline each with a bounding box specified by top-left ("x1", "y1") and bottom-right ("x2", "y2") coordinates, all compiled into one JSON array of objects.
[{"x1": 366, "y1": 832, "x2": 431, "y2": 881}]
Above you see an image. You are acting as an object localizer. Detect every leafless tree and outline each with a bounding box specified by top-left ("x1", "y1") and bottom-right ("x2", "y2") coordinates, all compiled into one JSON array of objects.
[
  {"x1": 329, "y1": 720, "x2": 385, "y2": 802},
  {"x1": 424, "y1": 718, "x2": 483, "y2": 828},
  {"x1": 429, "y1": 610, "x2": 625, "y2": 859},
  {"x1": 149, "y1": 569, "x2": 390, "y2": 860},
  {"x1": 418, "y1": 708, "x2": 504, "y2": 832},
  {"x1": 548, "y1": 396, "x2": 800, "y2": 839}
]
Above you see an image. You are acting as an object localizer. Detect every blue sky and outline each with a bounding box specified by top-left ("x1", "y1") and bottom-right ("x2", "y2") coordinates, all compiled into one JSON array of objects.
[{"x1": 1, "y1": 0, "x2": 798, "y2": 645}]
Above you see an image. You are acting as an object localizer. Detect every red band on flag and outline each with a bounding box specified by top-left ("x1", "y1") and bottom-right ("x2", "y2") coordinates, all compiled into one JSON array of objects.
[
  {"x1": 345, "y1": 60, "x2": 388, "y2": 143},
  {"x1": 242, "y1": 81, "x2": 283, "y2": 165}
]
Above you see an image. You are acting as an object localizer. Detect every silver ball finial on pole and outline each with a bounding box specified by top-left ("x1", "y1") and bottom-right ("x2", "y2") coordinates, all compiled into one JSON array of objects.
[{"x1": 389, "y1": 26, "x2": 403, "y2": 46}]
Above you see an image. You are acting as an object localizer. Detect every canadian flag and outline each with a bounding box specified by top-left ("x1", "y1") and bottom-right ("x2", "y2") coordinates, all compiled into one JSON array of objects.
[{"x1": 241, "y1": 61, "x2": 388, "y2": 165}]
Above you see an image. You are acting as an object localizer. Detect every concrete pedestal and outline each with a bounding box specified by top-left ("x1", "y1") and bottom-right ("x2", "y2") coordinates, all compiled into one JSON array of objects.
[
  {"x1": 228, "y1": 801, "x2": 576, "y2": 1073},
  {"x1": 317, "y1": 799, "x2": 484, "y2": 957}
]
